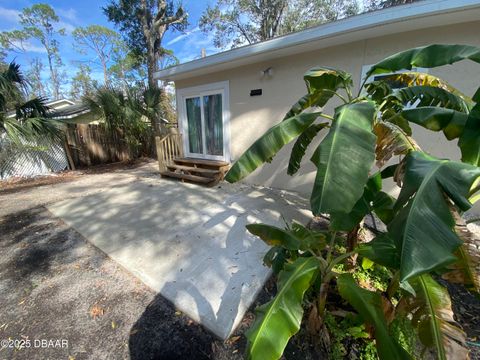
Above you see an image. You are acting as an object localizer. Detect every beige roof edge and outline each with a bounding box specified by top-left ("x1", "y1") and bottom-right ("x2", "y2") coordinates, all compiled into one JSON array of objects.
[{"x1": 154, "y1": 0, "x2": 480, "y2": 82}]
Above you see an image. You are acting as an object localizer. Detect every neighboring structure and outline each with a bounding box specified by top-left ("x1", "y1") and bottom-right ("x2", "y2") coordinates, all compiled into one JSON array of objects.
[
  {"x1": 155, "y1": 0, "x2": 480, "y2": 196},
  {"x1": 0, "y1": 99, "x2": 96, "y2": 180},
  {"x1": 49, "y1": 99, "x2": 94, "y2": 124}
]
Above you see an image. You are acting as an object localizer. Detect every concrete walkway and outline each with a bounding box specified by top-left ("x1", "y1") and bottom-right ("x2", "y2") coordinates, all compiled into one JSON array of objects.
[{"x1": 48, "y1": 177, "x2": 310, "y2": 339}]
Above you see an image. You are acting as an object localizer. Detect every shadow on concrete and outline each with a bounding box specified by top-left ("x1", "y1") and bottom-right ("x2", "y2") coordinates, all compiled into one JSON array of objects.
[{"x1": 47, "y1": 175, "x2": 311, "y2": 339}]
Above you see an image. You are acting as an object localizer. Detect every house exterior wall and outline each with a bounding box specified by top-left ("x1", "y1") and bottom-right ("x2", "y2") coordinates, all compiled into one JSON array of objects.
[{"x1": 175, "y1": 21, "x2": 480, "y2": 207}]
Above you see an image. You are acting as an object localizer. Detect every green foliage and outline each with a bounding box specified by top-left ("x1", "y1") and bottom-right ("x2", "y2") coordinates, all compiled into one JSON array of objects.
[
  {"x1": 199, "y1": 0, "x2": 359, "y2": 49},
  {"x1": 287, "y1": 122, "x2": 328, "y2": 175},
  {"x1": 83, "y1": 86, "x2": 155, "y2": 155},
  {"x1": 0, "y1": 62, "x2": 61, "y2": 144},
  {"x1": 389, "y1": 151, "x2": 480, "y2": 282},
  {"x1": 103, "y1": 0, "x2": 187, "y2": 87},
  {"x1": 224, "y1": 112, "x2": 321, "y2": 182},
  {"x1": 353, "y1": 263, "x2": 392, "y2": 292},
  {"x1": 310, "y1": 101, "x2": 376, "y2": 216},
  {"x1": 226, "y1": 44, "x2": 480, "y2": 360},
  {"x1": 324, "y1": 311, "x2": 383, "y2": 360},
  {"x1": 227, "y1": 67, "x2": 354, "y2": 182},
  {"x1": 403, "y1": 275, "x2": 469, "y2": 360},
  {"x1": 246, "y1": 257, "x2": 319, "y2": 360},
  {"x1": 338, "y1": 274, "x2": 411, "y2": 359},
  {"x1": 390, "y1": 315, "x2": 417, "y2": 356},
  {"x1": 10, "y1": 3, "x2": 66, "y2": 99},
  {"x1": 72, "y1": 25, "x2": 122, "y2": 86},
  {"x1": 366, "y1": 44, "x2": 480, "y2": 79},
  {"x1": 70, "y1": 65, "x2": 96, "y2": 100}
]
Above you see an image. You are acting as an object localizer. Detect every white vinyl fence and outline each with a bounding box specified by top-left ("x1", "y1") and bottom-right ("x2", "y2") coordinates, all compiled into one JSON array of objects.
[{"x1": 0, "y1": 135, "x2": 69, "y2": 180}]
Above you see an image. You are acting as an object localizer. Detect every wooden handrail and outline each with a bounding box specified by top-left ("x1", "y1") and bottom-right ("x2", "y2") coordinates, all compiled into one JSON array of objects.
[{"x1": 155, "y1": 132, "x2": 183, "y2": 172}]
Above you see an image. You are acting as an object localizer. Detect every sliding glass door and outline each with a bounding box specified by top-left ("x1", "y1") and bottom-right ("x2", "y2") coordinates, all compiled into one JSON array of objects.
[{"x1": 180, "y1": 82, "x2": 229, "y2": 161}]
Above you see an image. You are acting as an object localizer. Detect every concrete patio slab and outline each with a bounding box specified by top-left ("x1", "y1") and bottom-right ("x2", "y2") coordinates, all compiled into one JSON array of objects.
[{"x1": 47, "y1": 179, "x2": 310, "y2": 339}]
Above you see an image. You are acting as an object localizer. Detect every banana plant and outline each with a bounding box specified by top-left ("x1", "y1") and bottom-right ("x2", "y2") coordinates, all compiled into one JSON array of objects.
[{"x1": 225, "y1": 44, "x2": 480, "y2": 360}]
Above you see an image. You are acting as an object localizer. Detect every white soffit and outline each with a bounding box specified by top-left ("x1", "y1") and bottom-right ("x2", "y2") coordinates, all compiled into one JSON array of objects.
[{"x1": 155, "y1": 0, "x2": 480, "y2": 81}]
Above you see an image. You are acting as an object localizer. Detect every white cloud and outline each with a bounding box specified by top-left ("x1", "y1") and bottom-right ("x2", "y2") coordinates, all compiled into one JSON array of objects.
[
  {"x1": 0, "y1": 7, "x2": 20, "y2": 24},
  {"x1": 16, "y1": 41, "x2": 47, "y2": 54},
  {"x1": 171, "y1": 28, "x2": 219, "y2": 64},
  {"x1": 166, "y1": 26, "x2": 200, "y2": 46},
  {"x1": 56, "y1": 8, "x2": 79, "y2": 24},
  {"x1": 57, "y1": 21, "x2": 76, "y2": 34},
  {"x1": 55, "y1": 7, "x2": 80, "y2": 33}
]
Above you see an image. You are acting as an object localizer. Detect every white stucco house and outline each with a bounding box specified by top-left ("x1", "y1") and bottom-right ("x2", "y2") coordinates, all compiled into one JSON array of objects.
[{"x1": 155, "y1": 0, "x2": 480, "y2": 196}]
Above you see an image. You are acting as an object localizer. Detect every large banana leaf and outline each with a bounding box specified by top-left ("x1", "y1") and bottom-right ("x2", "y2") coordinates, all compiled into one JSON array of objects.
[
  {"x1": 303, "y1": 67, "x2": 352, "y2": 94},
  {"x1": 442, "y1": 211, "x2": 480, "y2": 293},
  {"x1": 358, "y1": 233, "x2": 400, "y2": 269},
  {"x1": 310, "y1": 101, "x2": 377, "y2": 215},
  {"x1": 366, "y1": 44, "x2": 480, "y2": 79},
  {"x1": 330, "y1": 194, "x2": 370, "y2": 232},
  {"x1": 337, "y1": 274, "x2": 411, "y2": 360},
  {"x1": 394, "y1": 85, "x2": 472, "y2": 113},
  {"x1": 225, "y1": 112, "x2": 320, "y2": 183},
  {"x1": 458, "y1": 104, "x2": 480, "y2": 166},
  {"x1": 263, "y1": 246, "x2": 287, "y2": 274},
  {"x1": 246, "y1": 257, "x2": 319, "y2": 360},
  {"x1": 375, "y1": 72, "x2": 474, "y2": 108},
  {"x1": 247, "y1": 223, "x2": 301, "y2": 250},
  {"x1": 247, "y1": 222, "x2": 326, "y2": 252},
  {"x1": 287, "y1": 122, "x2": 328, "y2": 175},
  {"x1": 283, "y1": 92, "x2": 327, "y2": 120},
  {"x1": 388, "y1": 151, "x2": 480, "y2": 282},
  {"x1": 403, "y1": 274, "x2": 469, "y2": 360},
  {"x1": 473, "y1": 87, "x2": 480, "y2": 103},
  {"x1": 401, "y1": 107, "x2": 468, "y2": 140},
  {"x1": 329, "y1": 172, "x2": 391, "y2": 232},
  {"x1": 374, "y1": 121, "x2": 419, "y2": 167},
  {"x1": 283, "y1": 67, "x2": 352, "y2": 119}
]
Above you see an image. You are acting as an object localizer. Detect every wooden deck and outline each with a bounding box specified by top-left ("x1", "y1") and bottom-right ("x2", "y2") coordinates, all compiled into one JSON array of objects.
[{"x1": 160, "y1": 158, "x2": 230, "y2": 186}]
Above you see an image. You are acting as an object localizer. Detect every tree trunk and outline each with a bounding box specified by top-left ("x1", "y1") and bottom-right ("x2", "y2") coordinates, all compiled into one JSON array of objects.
[
  {"x1": 102, "y1": 59, "x2": 109, "y2": 87},
  {"x1": 346, "y1": 224, "x2": 360, "y2": 268},
  {"x1": 46, "y1": 53, "x2": 59, "y2": 100},
  {"x1": 147, "y1": 49, "x2": 157, "y2": 90}
]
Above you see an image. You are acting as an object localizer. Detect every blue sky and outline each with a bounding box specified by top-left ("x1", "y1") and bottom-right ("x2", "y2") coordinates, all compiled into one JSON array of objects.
[{"x1": 0, "y1": 0, "x2": 217, "y2": 87}]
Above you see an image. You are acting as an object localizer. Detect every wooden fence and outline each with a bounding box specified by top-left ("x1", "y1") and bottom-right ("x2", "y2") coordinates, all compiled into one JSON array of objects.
[{"x1": 65, "y1": 124, "x2": 156, "y2": 167}]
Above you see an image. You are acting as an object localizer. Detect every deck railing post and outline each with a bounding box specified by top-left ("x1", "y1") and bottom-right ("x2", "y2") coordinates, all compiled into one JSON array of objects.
[{"x1": 155, "y1": 136, "x2": 167, "y2": 172}]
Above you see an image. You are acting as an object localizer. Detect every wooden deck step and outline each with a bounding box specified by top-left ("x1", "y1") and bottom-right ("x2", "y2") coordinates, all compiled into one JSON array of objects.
[
  {"x1": 160, "y1": 171, "x2": 214, "y2": 184},
  {"x1": 167, "y1": 164, "x2": 220, "y2": 176},
  {"x1": 162, "y1": 158, "x2": 230, "y2": 186},
  {"x1": 174, "y1": 158, "x2": 229, "y2": 168}
]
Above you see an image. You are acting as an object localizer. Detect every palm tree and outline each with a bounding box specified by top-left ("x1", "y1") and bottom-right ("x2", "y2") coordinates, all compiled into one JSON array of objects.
[
  {"x1": 83, "y1": 85, "x2": 154, "y2": 157},
  {"x1": 0, "y1": 62, "x2": 61, "y2": 144}
]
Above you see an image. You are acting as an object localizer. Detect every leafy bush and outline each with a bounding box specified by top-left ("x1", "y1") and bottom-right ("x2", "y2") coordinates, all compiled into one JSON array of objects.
[
  {"x1": 225, "y1": 44, "x2": 480, "y2": 360},
  {"x1": 0, "y1": 62, "x2": 61, "y2": 144},
  {"x1": 84, "y1": 86, "x2": 160, "y2": 156}
]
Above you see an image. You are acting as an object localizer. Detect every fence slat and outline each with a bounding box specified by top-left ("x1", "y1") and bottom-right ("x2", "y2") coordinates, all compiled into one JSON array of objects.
[{"x1": 64, "y1": 124, "x2": 155, "y2": 168}]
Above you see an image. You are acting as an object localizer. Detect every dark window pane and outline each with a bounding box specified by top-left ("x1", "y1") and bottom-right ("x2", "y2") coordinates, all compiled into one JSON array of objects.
[
  {"x1": 186, "y1": 97, "x2": 202, "y2": 154},
  {"x1": 203, "y1": 94, "x2": 223, "y2": 156}
]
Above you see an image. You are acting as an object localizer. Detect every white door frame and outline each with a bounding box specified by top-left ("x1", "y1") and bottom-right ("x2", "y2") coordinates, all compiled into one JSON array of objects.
[{"x1": 177, "y1": 81, "x2": 231, "y2": 162}]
